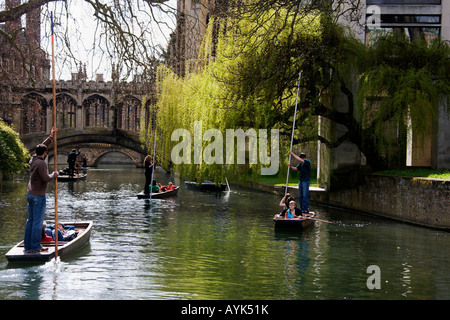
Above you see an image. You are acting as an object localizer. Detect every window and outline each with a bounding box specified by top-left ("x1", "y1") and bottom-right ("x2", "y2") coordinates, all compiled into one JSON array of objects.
[{"x1": 366, "y1": 13, "x2": 441, "y2": 45}]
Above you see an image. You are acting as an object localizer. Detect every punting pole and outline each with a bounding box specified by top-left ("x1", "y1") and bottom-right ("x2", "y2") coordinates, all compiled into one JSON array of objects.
[
  {"x1": 149, "y1": 129, "x2": 157, "y2": 200},
  {"x1": 225, "y1": 177, "x2": 231, "y2": 192},
  {"x1": 285, "y1": 72, "x2": 302, "y2": 195},
  {"x1": 51, "y1": 12, "x2": 59, "y2": 258}
]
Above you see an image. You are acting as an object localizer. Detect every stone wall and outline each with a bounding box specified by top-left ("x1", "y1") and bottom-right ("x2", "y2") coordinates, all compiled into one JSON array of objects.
[
  {"x1": 310, "y1": 174, "x2": 450, "y2": 230},
  {"x1": 246, "y1": 174, "x2": 450, "y2": 230}
]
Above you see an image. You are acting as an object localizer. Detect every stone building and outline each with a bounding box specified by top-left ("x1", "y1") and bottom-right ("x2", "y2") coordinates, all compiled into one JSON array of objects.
[
  {"x1": 0, "y1": 1, "x2": 154, "y2": 138},
  {"x1": 0, "y1": 0, "x2": 50, "y2": 82},
  {"x1": 168, "y1": 0, "x2": 227, "y2": 76}
]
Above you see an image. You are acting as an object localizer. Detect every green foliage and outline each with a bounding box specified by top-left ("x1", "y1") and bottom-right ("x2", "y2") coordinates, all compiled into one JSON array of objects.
[
  {"x1": 361, "y1": 34, "x2": 449, "y2": 134},
  {"x1": 359, "y1": 34, "x2": 450, "y2": 167},
  {"x1": 146, "y1": 9, "x2": 329, "y2": 182},
  {"x1": 377, "y1": 169, "x2": 450, "y2": 180},
  {"x1": 0, "y1": 119, "x2": 30, "y2": 178}
]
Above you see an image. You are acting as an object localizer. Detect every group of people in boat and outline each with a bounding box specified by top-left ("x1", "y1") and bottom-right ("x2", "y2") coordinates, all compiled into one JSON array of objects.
[
  {"x1": 276, "y1": 193, "x2": 308, "y2": 219},
  {"x1": 41, "y1": 221, "x2": 77, "y2": 243},
  {"x1": 61, "y1": 148, "x2": 88, "y2": 177},
  {"x1": 143, "y1": 155, "x2": 175, "y2": 194},
  {"x1": 276, "y1": 150, "x2": 312, "y2": 219},
  {"x1": 58, "y1": 149, "x2": 89, "y2": 177}
]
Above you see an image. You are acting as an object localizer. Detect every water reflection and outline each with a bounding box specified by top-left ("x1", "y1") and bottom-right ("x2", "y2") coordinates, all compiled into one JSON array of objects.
[{"x1": 0, "y1": 165, "x2": 449, "y2": 300}]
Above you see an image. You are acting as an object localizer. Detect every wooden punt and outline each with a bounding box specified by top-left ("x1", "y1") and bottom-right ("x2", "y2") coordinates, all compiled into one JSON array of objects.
[
  {"x1": 185, "y1": 181, "x2": 227, "y2": 192},
  {"x1": 273, "y1": 212, "x2": 315, "y2": 230},
  {"x1": 57, "y1": 173, "x2": 87, "y2": 181},
  {"x1": 137, "y1": 187, "x2": 179, "y2": 199},
  {"x1": 5, "y1": 221, "x2": 93, "y2": 263}
]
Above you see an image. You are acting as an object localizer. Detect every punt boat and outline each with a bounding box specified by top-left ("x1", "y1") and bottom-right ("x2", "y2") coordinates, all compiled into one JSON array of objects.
[
  {"x1": 137, "y1": 187, "x2": 179, "y2": 199},
  {"x1": 185, "y1": 181, "x2": 227, "y2": 192},
  {"x1": 5, "y1": 221, "x2": 93, "y2": 262},
  {"x1": 273, "y1": 212, "x2": 316, "y2": 230},
  {"x1": 57, "y1": 173, "x2": 87, "y2": 181}
]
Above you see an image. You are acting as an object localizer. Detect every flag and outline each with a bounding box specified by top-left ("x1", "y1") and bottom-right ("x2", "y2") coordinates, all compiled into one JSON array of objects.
[{"x1": 51, "y1": 11, "x2": 54, "y2": 36}]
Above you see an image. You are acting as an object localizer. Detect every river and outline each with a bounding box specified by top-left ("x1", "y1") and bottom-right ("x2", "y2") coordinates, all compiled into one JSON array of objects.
[{"x1": 0, "y1": 165, "x2": 449, "y2": 300}]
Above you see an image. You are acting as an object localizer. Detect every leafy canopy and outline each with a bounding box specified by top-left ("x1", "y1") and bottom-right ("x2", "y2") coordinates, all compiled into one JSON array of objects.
[
  {"x1": 149, "y1": 7, "x2": 325, "y2": 182},
  {"x1": 0, "y1": 119, "x2": 30, "y2": 178}
]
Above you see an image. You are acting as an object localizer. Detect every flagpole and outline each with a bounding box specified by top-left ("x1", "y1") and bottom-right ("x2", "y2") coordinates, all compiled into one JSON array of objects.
[{"x1": 51, "y1": 12, "x2": 59, "y2": 259}]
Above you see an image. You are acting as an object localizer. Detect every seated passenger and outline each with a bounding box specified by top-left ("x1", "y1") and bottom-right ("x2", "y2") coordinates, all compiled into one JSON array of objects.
[
  {"x1": 51, "y1": 223, "x2": 77, "y2": 241},
  {"x1": 158, "y1": 183, "x2": 167, "y2": 192},
  {"x1": 278, "y1": 200, "x2": 302, "y2": 219},
  {"x1": 151, "y1": 180, "x2": 160, "y2": 193},
  {"x1": 166, "y1": 182, "x2": 175, "y2": 190},
  {"x1": 279, "y1": 193, "x2": 295, "y2": 209},
  {"x1": 41, "y1": 222, "x2": 53, "y2": 242}
]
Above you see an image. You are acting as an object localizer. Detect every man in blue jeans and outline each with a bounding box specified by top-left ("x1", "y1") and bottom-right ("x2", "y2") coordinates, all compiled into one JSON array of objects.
[
  {"x1": 288, "y1": 151, "x2": 311, "y2": 213},
  {"x1": 24, "y1": 128, "x2": 59, "y2": 254}
]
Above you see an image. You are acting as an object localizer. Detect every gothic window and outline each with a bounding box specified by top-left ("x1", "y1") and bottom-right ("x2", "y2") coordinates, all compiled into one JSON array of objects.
[
  {"x1": 54, "y1": 93, "x2": 77, "y2": 129},
  {"x1": 84, "y1": 95, "x2": 110, "y2": 128},
  {"x1": 21, "y1": 93, "x2": 47, "y2": 134},
  {"x1": 117, "y1": 96, "x2": 141, "y2": 131}
]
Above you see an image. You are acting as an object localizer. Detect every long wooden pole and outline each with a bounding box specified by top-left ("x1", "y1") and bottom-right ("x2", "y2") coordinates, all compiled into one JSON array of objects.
[
  {"x1": 285, "y1": 72, "x2": 302, "y2": 195},
  {"x1": 299, "y1": 216, "x2": 335, "y2": 224},
  {"x1": 149, "y1": 129, "x2": 157, "y2": 200},
  {"x1": 51, "y1": 12, "x2": 59, "y2": 258}
]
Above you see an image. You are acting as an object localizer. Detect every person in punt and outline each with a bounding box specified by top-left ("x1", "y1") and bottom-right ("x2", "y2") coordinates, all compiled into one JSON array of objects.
[
  {"x1": 288, "y1": 151, "x2": 311, "y2": 214},
  {"x1": 143, "y1": 155, "x2": 154, "y2": 195},
  {"x1": 166, "y1": 182, "x2": 175, "y2": 191},
  {"x1": 277, "y1": 200, "x2": 303, "y2": 219},
  {"x1": 24, "y1": 127, "x2": 59, "y2": 254},
  {"x1": 51, "y1": 223, "x2": 77, "y2": 242},
  {"x1": 279, "y1": 193, "x2": 295, "y2": 210},
  {"x1": 41, "y1": 222, "x2": 53, "y2": 242},
  {"x1": 151, "y1": 180, "x2": 160, "y2": 193},
  {"x1": 67, "y1": 148, "x2": 81, "y2": 178}
]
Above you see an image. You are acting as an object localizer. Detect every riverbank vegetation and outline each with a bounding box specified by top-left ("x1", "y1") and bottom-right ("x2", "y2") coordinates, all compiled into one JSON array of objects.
[
  {"x1": 377, "y1": 169, "x2": 450, "y2": 180},
  {"x1": 255, "y1": 170, "x2": 318, "y2": 188},
  {"x1": 0, "y1": 119, "x2": 30, "y2": 182}
]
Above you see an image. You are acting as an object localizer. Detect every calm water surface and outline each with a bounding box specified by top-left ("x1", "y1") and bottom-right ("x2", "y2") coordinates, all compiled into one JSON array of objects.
[{"x1": 0, "y1": 165, "x2": 449, "y2": 300}]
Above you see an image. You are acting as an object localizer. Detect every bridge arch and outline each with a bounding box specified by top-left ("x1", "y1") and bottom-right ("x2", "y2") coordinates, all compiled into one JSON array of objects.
[
  {"x1": 41, "y1": 128, "x2": 150, "y2": 168},
  {"x1": 90, "y1": 147, "x2": 143, "y2": 167}
]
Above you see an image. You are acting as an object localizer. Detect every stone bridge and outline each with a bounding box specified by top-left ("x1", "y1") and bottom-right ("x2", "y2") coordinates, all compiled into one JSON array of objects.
[
  {"x1": 1, "y1": 69, "x2": 158, "y2": 168},
  {"x1": 21, "y1": 128, "x2": 151, "y2": 168}
]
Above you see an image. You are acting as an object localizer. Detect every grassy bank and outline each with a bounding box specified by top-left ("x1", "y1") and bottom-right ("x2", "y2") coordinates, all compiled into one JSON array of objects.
[
  {"x1": 250, "y1": 169, "x2": 448, "y2": 189},
  {"x1": 377, "y1": 169, "x2": 450, "y2": 180},
  {"x1": 253, "y1": 170, "x2": 318, "y2": 187}
]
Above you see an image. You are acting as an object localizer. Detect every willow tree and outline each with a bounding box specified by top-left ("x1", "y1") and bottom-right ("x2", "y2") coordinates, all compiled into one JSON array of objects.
[
  {"x1": 153, "y1": 7, "x2": 327, "y2": 182},
  {"x1": 154, "y1": 0, "x2": 449, "y2": 181}
]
